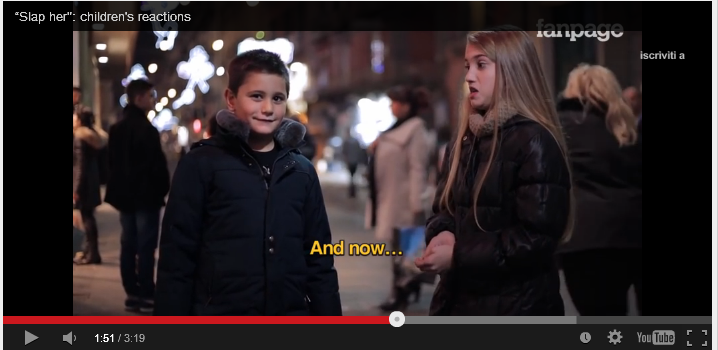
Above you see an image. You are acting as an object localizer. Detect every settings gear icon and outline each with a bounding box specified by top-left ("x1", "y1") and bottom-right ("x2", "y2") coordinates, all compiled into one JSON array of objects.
[{"x1": 608, "y1": 329, "x2": 623, "y2": 345}]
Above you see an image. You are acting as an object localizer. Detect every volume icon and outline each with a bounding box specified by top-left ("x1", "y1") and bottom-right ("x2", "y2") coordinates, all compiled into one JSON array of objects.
[{"x1": 63, "y1": 332, "x2": 76, "y2": 345}]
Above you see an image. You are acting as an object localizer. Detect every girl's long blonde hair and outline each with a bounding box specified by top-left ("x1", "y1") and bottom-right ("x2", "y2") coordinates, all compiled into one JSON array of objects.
[
  {"x1": 563, "y1": 64, "x2": 638, "y2": 147},
  {"x1": 439, "y1": 30, "x2": 575, "y2": 243}
]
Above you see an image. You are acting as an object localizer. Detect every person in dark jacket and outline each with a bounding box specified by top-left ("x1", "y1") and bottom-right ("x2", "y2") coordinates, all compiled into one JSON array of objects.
[
  {"x1": 287, "y1": 113, "x2": 316, "y2": 161},
  {"x1": 416, "y1": 29, "x2": 574, "y2": 316},
  {"x1": 73, "y1": 110, "x2": 108, "y2": 265},
  {"x1": 341, "y1": 130, "x2": 363, "y2": 198},
  {"x1": 557, "y1": 64, "x2": 642, "y2": 316},
  {"x1": 154, "y1": 49, "x2": 342, "y2": 316},
  {"x1": 203, "y1": 114, "x2": 218, "y2": 139},
  {"x1": 105, "y1": 79, "x2": 170, "y2": 314}
]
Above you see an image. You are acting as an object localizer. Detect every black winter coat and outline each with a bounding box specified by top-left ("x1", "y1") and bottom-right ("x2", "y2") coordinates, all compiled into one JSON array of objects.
[
  {"x1": 426, "y1": 115, "x2": 570, "y2": 316},
  {"x1": 154, "y1": 110, "x2": 342, "y2": 316},
  {"x1": 104, "y1": 105, "x2": 170, "y2": 212},
  {"x1": 556, "y1": 98, "x2": 642, "y2": 253}
]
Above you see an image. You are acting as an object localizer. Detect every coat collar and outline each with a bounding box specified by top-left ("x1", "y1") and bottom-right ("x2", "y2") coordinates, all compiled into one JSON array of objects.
[
  {"x1": 469, "y1": 103, "x2": 518, "y2": 137},
  {"x1": 381, "y1": 117, "x2": 425, "y2": 146},
  {"x1": 556, "y1": 96, "x2": 607, "y2": 116},
  {"x1": 123, "y1": 104, "x2": 150, "y2": 121},
  {"x1": 214, "y1": 109, "x2": 306, "y2": 149}
]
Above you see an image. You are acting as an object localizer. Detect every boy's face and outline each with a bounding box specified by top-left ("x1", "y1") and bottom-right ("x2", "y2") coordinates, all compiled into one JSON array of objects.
[{"x1": 225, "y1": 72, "x2": 287, "y2": 137}]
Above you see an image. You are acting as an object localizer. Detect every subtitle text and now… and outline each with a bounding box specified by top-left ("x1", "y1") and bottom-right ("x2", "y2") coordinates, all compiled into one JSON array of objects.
[
  {"x1": 15, "y1": 11, "x2": 191, "y2": 24},
  {"x1": 311, "y1": 240, "x2": 404, "y2": 257}
]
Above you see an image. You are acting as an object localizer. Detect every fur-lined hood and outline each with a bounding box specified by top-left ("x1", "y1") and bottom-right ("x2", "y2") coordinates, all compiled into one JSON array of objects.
[
  {"x1": 214, "y1": 109, "x2": 306, "y2": 149},
  {"x1": 74, "y1": 126, "x2": 107, "y2": 150}
]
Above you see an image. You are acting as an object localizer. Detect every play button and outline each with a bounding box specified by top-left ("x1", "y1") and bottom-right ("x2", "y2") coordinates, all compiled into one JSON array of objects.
[{"x1": 25, "y1": 331, "x2": 38, "y2": 345}]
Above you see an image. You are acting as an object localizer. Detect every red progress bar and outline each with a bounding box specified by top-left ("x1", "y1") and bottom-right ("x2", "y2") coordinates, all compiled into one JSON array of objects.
[{"x1": 4, "y1": 316, "x2": 389, "y2": 324}]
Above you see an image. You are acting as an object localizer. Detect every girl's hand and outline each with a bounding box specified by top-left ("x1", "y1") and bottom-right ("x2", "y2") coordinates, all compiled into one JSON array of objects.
[
  {"x1": 427, "y1": 231, "x2": 455, "y2": 250},
  {"x1": 415, "y1": 244, "x2": 453, "y2": 274},
  {"x1": 416, "y1": 231, "x2": 454, "y2": 273}
]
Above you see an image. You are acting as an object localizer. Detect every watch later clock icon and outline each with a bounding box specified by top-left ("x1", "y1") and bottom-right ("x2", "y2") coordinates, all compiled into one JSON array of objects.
[{"x1": 580, "y1": 332, "x2": 592, "y2": 344}]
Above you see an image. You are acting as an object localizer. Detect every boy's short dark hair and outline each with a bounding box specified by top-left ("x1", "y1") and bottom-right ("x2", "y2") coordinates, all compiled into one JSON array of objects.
[
  {"x1": 227, "y1": 49, "x2": 290, "y2": 96},
  {"x1": 126, "y1": 80, "x2": 154, "y2": 103}
]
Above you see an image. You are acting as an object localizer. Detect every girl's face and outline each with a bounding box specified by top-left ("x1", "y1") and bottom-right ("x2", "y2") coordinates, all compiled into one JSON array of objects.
[
  {"x1": 73, "y1": 114, "x2": 80, "y2": 130},
  {"x1": 225, "y1": 72, "x2": 287, "y2": 136},
  {"x1": 464, "y1": 44, "x2": 496, "y2": 110}
]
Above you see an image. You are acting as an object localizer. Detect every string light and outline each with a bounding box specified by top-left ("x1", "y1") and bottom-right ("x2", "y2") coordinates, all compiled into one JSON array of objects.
[
  {"x1": 122, "y1": 64, "x2": 148, "y2": 87},
  {"x1": 152, "y1": 109, "x2": 179, "y2": 131},
  {"x1": 119, "y1": 64, "x2": 149, "y2": 107},
  {"x1": 238, "y1": 38, "x2": 294, "y2": 65},
  {"x1": 173, "y1": 45, "x2": 215, "y2": 109},
  {"x1": 140, "y1": 1, "x2": 190, "y2": 51},
  {"x1": 177, "y1": 126, "x2": 189, "y2": 146}
]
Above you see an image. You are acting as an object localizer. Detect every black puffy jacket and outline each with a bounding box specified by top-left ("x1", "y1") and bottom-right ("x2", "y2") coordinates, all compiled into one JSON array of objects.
[
  {"x1": 426, "y1": 115, "x2": 570, "y2": 316},
  {"x1": 154, "y1": 111, "x2": 342, "y2": 316}
]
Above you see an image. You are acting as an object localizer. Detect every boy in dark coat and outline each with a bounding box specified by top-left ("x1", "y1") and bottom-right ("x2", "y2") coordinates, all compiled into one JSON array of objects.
[{"x1": 154, "y1": 50, "x2": 342, "y2": 316}]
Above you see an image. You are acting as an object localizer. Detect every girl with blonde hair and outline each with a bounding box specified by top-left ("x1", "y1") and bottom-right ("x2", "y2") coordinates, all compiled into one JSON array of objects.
[
  {"x1": 416, "y1": 27, "x2": 574, "y2": 316},
  {"x1": 556, "y1": 64, "x2": 642, "y2": 316}
]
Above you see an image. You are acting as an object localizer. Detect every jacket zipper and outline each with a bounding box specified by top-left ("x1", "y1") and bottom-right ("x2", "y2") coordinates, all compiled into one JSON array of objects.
[
  {"x1": 243, "y1": 149, "x2": 298, "y2": 312},
  {"x1": 246, "y1": 150, "x2": 286, "y2": 311}
]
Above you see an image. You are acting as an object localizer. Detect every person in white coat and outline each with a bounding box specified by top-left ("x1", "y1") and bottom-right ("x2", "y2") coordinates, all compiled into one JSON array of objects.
[{"x1": 366, "y1": 85, "x2": 431, "y2": 311}]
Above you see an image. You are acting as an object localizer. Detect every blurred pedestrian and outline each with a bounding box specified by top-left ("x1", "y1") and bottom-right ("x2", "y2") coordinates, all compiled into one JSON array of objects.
[
  {"x1": 557, "y1": 64, "x2": 642, "y2": 316},
  {"x1": 341, "y1": 129, "x2": 363, "y2": 198},
  {"x1": 154, "y1": 49, "x2": 341, "y2": 316},
  {"x1": 73, "y1": 86, "x2": 90, "y2": 116},
  {"x1": 416, "y1": 29, "x2": 573, "y2": 316},
  {"x1": 288, "y1": 113, "x2": 317, "y2": 161},
  {"x1": 203, "y1": 114, "x2": 218, "y2": 139},
  {"x1": 105, "y1": 79, "x2": 170, "y2": 314},
  {"x1": 74, "y1": 86, "x2": 111, "y2": 185},
  {"x1": 74, "y1": 86, "x2": 90, "y2": 156},
  {"x1": 367, "y1": 85, "x2": 431, "y2": 312},
  {"x1": 73, "y1": 110, "x2": 108, "y2": 265}
]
